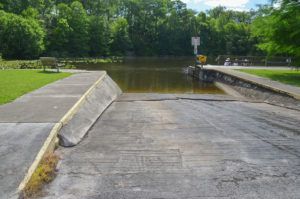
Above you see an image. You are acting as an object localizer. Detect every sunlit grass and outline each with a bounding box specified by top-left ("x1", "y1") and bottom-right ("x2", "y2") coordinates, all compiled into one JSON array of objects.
[
  {"x1": 0, "y1": 70, "x2": 71, "y2": 105},
  {"x1": 238, "y1": 69, "x2": 300, "y2": 87}
]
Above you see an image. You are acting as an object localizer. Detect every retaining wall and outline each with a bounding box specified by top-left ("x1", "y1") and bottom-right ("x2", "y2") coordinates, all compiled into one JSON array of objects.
[
  {"x1": 188, "y1": 66, "x2": 300, "y2": 110},
  {"x1": 59, "y1": 74, "x2": 122, "y2": 147}
]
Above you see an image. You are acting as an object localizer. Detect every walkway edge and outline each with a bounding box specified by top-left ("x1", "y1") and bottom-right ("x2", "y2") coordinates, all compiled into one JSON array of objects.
[
  {"x1": 212, "y1": 68, "x2": 300, "y2": 100},
  {"x1": 17, "y1": 71, "x2": 107, "y2": 194}
]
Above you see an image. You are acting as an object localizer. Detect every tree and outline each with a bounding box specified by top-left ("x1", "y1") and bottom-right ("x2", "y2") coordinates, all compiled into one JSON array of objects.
[
  {"x1": 21, "y1": 6, "x2": 40, "y2": 19},
  {"x1": 47, "y1": 2, "x2": 90, "y2": 57},
  {"x1": 68, "y1": 1, "x2": 90, "y2": 56},
  {"x1": 0, "y1": 10, "x2": 45, "y2": 59},
  {"x1": 252, "y1": 0, "x2": 300, "y2": 65},
  {"x1": 46, "y1": 3, "x2": 72, "y2": 56},
  {"x1": 110, "y1": 17, "x2": 131, "y2": 55},
  {"x1": 89, "y1": 16, "x2": 110, "y2": 56},
  {"x1": 0, "y1": 0, "x2": 270, "y2": 58},
  {"x1": 0, "y1": 0, "x2": 48, "y2": 14}
]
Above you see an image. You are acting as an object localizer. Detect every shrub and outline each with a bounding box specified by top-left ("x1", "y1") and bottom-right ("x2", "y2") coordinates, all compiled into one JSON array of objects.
[
  {"x1": 0, "y1": 10, "x2": 45, "y2": 59},
  {"x1": 0, "y1": 60, "x2": 42, "y2": 69}
]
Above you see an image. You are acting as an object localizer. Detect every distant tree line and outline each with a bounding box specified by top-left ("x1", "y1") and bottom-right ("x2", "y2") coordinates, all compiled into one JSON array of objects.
[{"x1": 0, "y1": 0, "x2": 298, "y2": 62}]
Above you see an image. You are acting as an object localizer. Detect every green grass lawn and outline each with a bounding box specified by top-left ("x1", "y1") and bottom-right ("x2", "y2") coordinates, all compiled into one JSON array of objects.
[
  {"x1": 0, "y1": 70, "x2": 71, "y2": 105},
  {"x1": 238, "y1": 69, "x2": 300, "y2": 87}
]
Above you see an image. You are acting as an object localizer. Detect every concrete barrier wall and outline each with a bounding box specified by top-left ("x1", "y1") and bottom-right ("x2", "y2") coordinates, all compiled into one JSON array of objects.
[
  {"x1": 187, "y1": 66, "x2": 215, "y2": 82},
  {"x1": 214, "y1": 71, "x2": 299, "y2": 106},
  {"x1": 59, "y1": 74, "x2": 122, "y2": 147},
  {"x1": 189, "y1": 67, "x2": 300, "y2": 110}
]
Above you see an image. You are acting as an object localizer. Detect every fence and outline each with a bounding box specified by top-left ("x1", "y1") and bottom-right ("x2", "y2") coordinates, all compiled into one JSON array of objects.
[{"x1": 215, "y1": 55, "x2": 292, "y2": 67}]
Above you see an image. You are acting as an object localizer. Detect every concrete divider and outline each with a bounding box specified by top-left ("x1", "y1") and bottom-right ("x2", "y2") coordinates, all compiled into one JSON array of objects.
[
  {"x1": 213, "y1": 68, "x2": 300, "y2": 100},
  {"x1": 59, "y1": 74, "x2": 122, "y2": 147},
  {"x1": 15, "y1": 71, "x2": 122, "y2": 197},
  {"x1": 188, "y1": 67, "x2": 300, "y2": 110}
]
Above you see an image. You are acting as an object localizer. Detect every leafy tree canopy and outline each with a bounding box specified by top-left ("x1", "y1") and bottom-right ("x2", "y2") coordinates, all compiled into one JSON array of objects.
[
  {"x1": 252, "y1": 0, "x2": 300, "y2": 64},
  {"x1": 0, "y1": 10, "x2": 45, "y2": 59},
  {"x1": 0, "y1": 0, "x2": 296, "y2": 60}
]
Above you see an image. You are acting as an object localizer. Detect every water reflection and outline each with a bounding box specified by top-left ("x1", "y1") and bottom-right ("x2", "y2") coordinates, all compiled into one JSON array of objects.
[{"x1": 75, "y1": 57, "x2": 224, "y2": 94}]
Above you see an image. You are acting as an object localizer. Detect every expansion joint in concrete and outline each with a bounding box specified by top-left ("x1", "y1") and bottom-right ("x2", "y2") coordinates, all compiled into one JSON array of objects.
[{"x1": 116, "y1": 98, "x2": 240, "y2": 103}]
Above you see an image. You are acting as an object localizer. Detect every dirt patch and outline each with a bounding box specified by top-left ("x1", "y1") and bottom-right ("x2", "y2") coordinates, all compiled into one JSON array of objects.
[{"x1": 21, "y1": 153, "x2": 59, "y2": 199}]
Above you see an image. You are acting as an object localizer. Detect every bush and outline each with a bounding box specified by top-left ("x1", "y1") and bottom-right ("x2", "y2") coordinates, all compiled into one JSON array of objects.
[
  {"x1": 0, "y1": 60, "x2": 78, "y2": 70},
  {"x1": 0, "y1": 10, "x2": 45, "y2": 59},
  {"x1": 0, "y1": 60, "x2": 42, "y2": 69}
]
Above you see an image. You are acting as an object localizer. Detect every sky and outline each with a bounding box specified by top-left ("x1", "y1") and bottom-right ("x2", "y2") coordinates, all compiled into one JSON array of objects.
[{"x1": 182, "y1": 0, "x2": 271, "y2": 12}]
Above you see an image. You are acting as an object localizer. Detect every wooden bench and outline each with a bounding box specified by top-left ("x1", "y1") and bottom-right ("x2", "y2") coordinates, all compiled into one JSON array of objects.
[{"x1": 40, "y1": 57, "x2": 62, "y2": 72}]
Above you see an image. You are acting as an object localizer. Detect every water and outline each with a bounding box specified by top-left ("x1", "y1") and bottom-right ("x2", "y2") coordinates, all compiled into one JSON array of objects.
[{"x1": 75, "y1": 57, "x2": 224, "y2": 94}]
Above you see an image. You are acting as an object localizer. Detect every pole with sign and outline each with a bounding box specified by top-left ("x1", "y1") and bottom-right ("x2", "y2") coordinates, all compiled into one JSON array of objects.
[
  {"x1": 191, "y1": 37, "x2": 207, "y2": 68},
  {"x1": 191, "y1": 37, "x2": 200, "y2": 55}
]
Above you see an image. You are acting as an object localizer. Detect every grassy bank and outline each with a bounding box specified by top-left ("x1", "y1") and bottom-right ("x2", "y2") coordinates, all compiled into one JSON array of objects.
[
  {"x1": 0, "y1": 60, "x2": 42, "y2": 69},
  {"x1": 0, "y1": 57, "x2": 122, "y2": 70},
  {"x1": 60, "y1": 57, "x2": 123, "y2": 64},
  {"x1": 238, "y1": 69, "x2": 300, "y2": 87},
  {"x1": 0, "y1": 70, "x2": 71, "y2": 105}
]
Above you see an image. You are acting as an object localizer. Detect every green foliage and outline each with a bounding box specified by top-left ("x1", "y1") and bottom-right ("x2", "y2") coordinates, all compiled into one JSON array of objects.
[
  {"x1": 0, "y1": 59, "x2": 78, "y2": 70},
  {"x1": 47, "y1": 2, "x2": 89, "y2": 57},
  {"x1": 1, "y1": 0, "x2": 292, "y2": 59},
  {"x1": 68, "y1": 1, "x2": 90, "y2": 56},
  {"x1": 48, "y1": 17, "x2": 72, "y2": 57},
  {"x1": 110, "y1": 18, "x2": 131, "y2": 55},
  {"x1": 89, "y1": 16, "x2": 110, "y2": 56},
  {"x1": 202, "y1": 7, "x2": 259, "y2": 56},
  {"x1": 21, "y1": 6, "x2": 39, "y2": 19},
  {"x1": 0, "y1": 60, "x2": 42, "y2": 69},
  {"x1": 0, "y1": 10, "x2": 45, "y2": 59},
  {"x1": 155, "y1": 1, "x2": 199, "y2": 55},
  {"x1": 60, "y1": 57, "x2": 123, "y2": 64},
  {"x1": 252, "y1": 0, "x2": 300, "y2": 65}
]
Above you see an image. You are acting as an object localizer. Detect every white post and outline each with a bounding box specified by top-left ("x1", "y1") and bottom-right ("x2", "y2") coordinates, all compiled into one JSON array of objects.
[
  {"x1": 191, "y1": 37, "x2": 200, "y2": 55},
  {"x1": 194, "y1": 45, "x2": 198, "y2": 55}
]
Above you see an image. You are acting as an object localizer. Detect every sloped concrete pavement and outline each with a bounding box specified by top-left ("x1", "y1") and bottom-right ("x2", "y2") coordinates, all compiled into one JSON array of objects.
[
  {"x1": 40, "y1": 93, "x2": 300, "y2": 199},
  {"x1": 0, "y1": 71, "x2": 117, "y2": 199}
]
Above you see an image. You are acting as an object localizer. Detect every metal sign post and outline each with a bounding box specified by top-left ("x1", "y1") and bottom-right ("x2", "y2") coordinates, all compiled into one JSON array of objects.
[
  {"x1": 191, "y1": 37, "x2": 207, "y2": 69},
  {"x1": 194, "y1": 45, "x2": 198, "y2": 55},
  {"x1": 191, "y1": 37, "x2": 200, "y2": 55}
]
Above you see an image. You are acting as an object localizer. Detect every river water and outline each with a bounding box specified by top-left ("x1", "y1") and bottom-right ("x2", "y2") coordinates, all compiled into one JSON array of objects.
[{"x1": 74, "y1": 57, "x2": 223, "y2": 94}]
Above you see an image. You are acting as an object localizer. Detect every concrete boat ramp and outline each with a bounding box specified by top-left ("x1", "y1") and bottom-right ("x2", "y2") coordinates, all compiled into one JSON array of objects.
[
  {"x1": 39, "y1": 93, "x2": 300, "y2": 199},
  {"x1": 1, "y1": 70, "x2": 300, "y2": 198}
]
